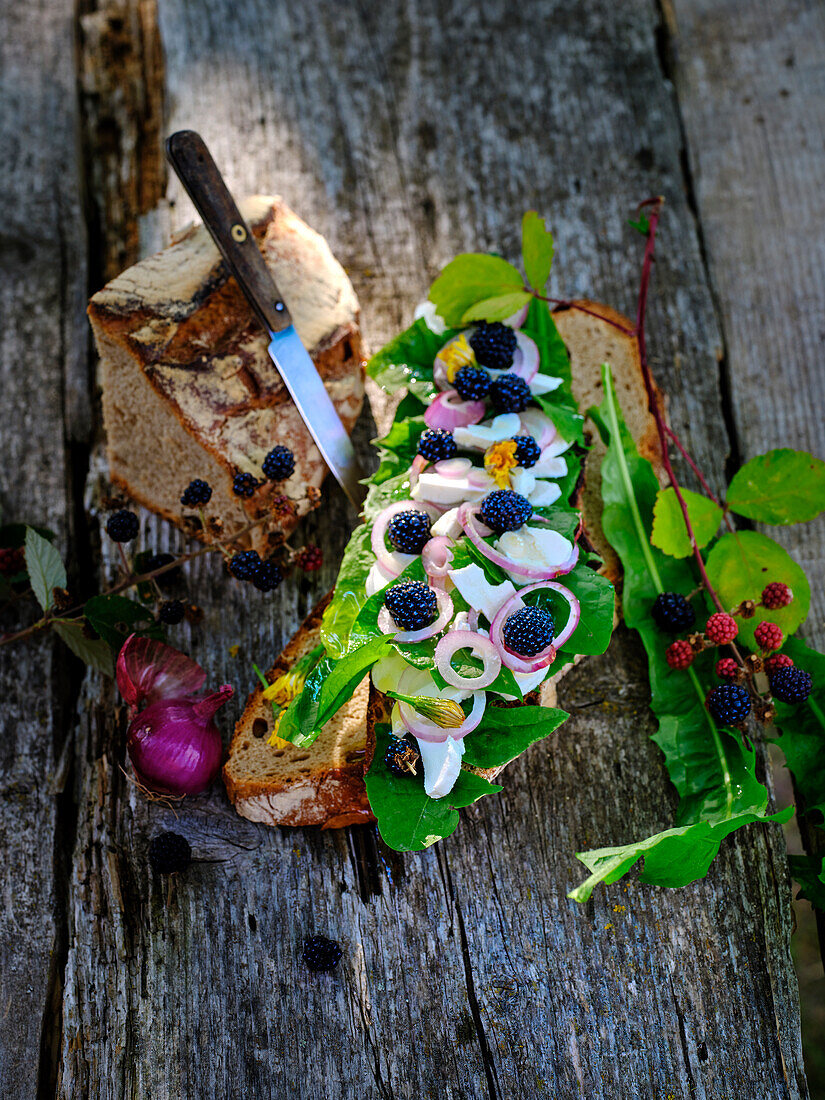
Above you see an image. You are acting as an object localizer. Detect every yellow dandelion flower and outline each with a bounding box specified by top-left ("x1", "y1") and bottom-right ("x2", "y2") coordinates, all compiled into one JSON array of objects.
[
  {"x1": 440, "y1": 334, "x2": 476, "y2": 382},
  {"x1": 484, "y1": 440, "x2": 518, "y2": 488}
]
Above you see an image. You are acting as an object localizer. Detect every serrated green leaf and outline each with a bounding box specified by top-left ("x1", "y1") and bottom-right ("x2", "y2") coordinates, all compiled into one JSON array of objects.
[
  {"x1": 461, "y1": 290, "x2": 532, "y2": 324},
  {"x1": 705, "y1": 531, "x2": 810, "y2": 647},
  {"x1": 521, "y1": 211, "x2": 555, "y2": 291},
  {"x1": 0, "y1": 523, "x2": 55, "y2": 549},
  {"x1": 52, "y1": 620, "x2": 114, "y2": 677},
  {"x1": 727, "y1": 448, "x2": 825, "y2": 525},
  {"x1": 429, "y1": 253, "x2": 525, "y2": 327},
  {"x1": 25, "y1": 527, "x2": 66, "y2": 612},
  {"x1": 83, "y1": 593, "x2": 157, "y2": 650},
  {"x1": 463, "y1": 704, "x2": 568, "y2": 770},
  {"x1": 651, "y1": 486, "x2": 723, "y2": 558},
  {"x1": 366, "y1": 725, "x2": 501, "y2": 851}
]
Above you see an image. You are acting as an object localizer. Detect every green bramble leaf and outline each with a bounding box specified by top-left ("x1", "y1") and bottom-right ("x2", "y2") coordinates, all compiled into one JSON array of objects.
[
  {"x1": 460, "y1": 290, "x2": 532, "y2": 324},
  {"x1": 521, "y1": 211, "x2": 555, "y2": 290},
  {"x1": 25, "y1": 527, "x2": 66, "y2": 612},
  {"x1": 788, "y1": 855, "x2": 825, "y2": 910},
  {"x1": 650, "y1": 486, "x2": 723, "y2": 558},
  {"x1": 429, "y1": 253, "x2": 525, "y2": 327},
  {"x1": 705, "y1": 530, "x2": 810, "y2": 647},
  {"x1": 83, "y1": 593, "x2": 160, "y2": 650},
  {"x1": 771, "y1": 636, "x2": 825, "y2": 820},
  {"x1": 726, "y1": 448, "x2": 825, "y2": 525},
  {"x1": 52, "y1": 620, "x2": 114, "y2": 677},
  {"x1": 365, "y1": 724, "x2": 501, "y2": 851},
  {"x1": 628, "y1": 211, "x2": 650, "y2": 236}
]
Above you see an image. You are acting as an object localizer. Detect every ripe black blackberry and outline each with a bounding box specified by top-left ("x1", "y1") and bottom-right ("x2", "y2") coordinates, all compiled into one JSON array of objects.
[
  {"x1": 502, "y1": 605, "x2": 555, "y2": 656},
  {"x1": 384, "y1": 735, "x2": 420, "y2": 776},
  {"x1": 469, "y1": 320, "x2": 518, "y2": 370},
  {"x1": 384, "y1": 580, "x2": 438, "y2": 632},
  {"x1": 106, "y1": 509, "x2": 139, "y2": 543},
  {"x1": 158, "y1": 599, "x2": 185, "y2": 625},
  {"x1": 229, "y1": 550, "x2": 262, "y2": 582},
  {"x1": 512, "y1": 435, "x2": 541, "y2": 468},
  {"x1": 480, "y1": 489, "x2": 533, "y2": 533},
  {"x1": 651, "y1": 592, "x2": 696, "y2": 634},
  {"x1": 148, "y1": 831, "x2": 191, "y2": 874},
  {"x1": 453, "y1": 364, "x2": 491, "y2": 401},
  {"x1": 769, "y1": 666, "x2": 813, "y2": 704},
  {"x1": 387, "y1": 510, "x2": 432, "y2": 554},
  {"x1": 490, "y1": 372, "x2": 531, "y2": 414},
  {"x1": 232, "y1": 472, "x2": 259, "y2": 498},
  {"x1": 302, "y1": 935, "x2": 342, "y2": 972},
  {"x1": 417, "y1": 428, "x2": 456, "y2": 463},
  {"x1": 262, "y1": 445, "x2": 295, "y2": 482},
  {"x1": 180, "y1": 479, "x2": 212, "y2": 506},
  {"x1": 253, "y1": 560, "x2": 283, "y2": 592},
  {"x1": 706, "y1": 684, "x2": 751, "y2": 726}
]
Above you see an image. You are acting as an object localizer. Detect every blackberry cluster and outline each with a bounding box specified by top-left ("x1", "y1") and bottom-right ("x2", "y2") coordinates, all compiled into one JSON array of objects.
[
  {"x1": 384, "y1": 735, "x2": 420, "y2": 777},
  {"x1": 302, "y1": 935, "x2": 342, "y2": 972},
  {"x1": 761, "y1": 582, "x2": 793, "y2": 609},
  {"x1": 252, "y1": 560, "x2": 283, "y2": 592},
  {"x1": 158, "y1": 599, "x2": 185, "y2": 625},
  {"x1": 262, "y1": 445, "x2": 295, "y2": 482},
  {"x1": 0, "y1": 547, "x2": 25, "y2": 576},
  {"x1": 232, "y1": 472, "x2": 259, "y2": 498},
  {"x1": 705, "y1": 612, "x2": 738, "y2": 645},
  {"x1": 715, "y1": 657, "x2": 739, "y2": 681},
  {"x1": 651, "y1": 592, "x2": 696, "y2": 634},
  {"x1": 148, "y1": 831, "x2": 191, "y2": 874},
  {"x1": 769, "y1": 666, "x2": 812, "y2": 704},
  {"x1": 384, "y1": 580, "x2": 438, "y2": 632},
  {"x1": 144, "y1": 552, "x2": 179, "y2": 581},
  {"x1": 296, "y1": 545, "x2": 323, "y2": 572},
  {"x1": 707, "y1": 684, "x2": 751, "y2": 726},
  {"x1": 469, "y1": 321, "x2": 517, "y2": 370},
  {"x1": 417, "y1": 428, "x2": 456, "y2": 463},
  {"x1": 453, "y1": 365, "x2": 491, "y2": 401},
  {"x1": 512, "y1": 435, "x2": 541, "y2": 468},
  {"x1": 480, "y1": 489, "x2": 533, "y2": 533},
  {"x1": 106, "y1": 510, "x2": 139, "y2": 543},
  {"x1": 666, "y1": 639, "x2": 694, "y2": 670},
  {"x1": 502, "y1": 605, "x2": 555, "y2": 657},
  {"x1": 229, "y1": 550, "x2": 263, "y2": 582},
  {"x1": 490, "y1": 373, "x2": 531, "y2": 414},
  {"x1": 764, "y1": 653, "x2": 793, "y2": 676},
  {"x1": 387, "y1": 510, "x2": 432, "y2": 554},
  {"x1": 180, "y1": 479, "x2": 212, "y2": 506},
  {"x1": 754, "y1": 621, "x2": 784, "y2": 652}
]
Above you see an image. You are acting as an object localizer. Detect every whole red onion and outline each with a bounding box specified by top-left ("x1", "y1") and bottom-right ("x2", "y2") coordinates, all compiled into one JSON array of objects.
[{"x1": 117, "y1": 635, "x2": 233, "y2": 797}]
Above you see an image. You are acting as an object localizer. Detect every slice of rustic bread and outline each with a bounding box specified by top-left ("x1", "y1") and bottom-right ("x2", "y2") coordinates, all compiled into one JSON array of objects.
[
  {"x1": 89, "y1": 196, "x2": 364, "y2": 555},
  {"x1": 224, "y1": 302, "x2": 661, "y2": 827},
  {"x1": 223, "y1": 596, "x2": 373, "y2": 828}
]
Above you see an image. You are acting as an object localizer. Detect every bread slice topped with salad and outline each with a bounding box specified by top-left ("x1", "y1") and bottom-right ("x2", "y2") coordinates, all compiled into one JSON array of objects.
[{"x1": 225, "y1": 216, "x2": 659, "y2": 847}]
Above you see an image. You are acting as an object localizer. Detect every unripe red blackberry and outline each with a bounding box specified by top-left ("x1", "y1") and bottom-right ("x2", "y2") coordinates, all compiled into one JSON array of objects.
[
  {"x1": 705, "y1": 612, "x2": 738, "y2": 646},
  {"x1": 764, "y1": 653, "x2": 793, "y2": 676},
  {"x1": 666, "y1": 640, "x2": 694, "y2": 669},
  {"x1": 715, "y1": 657, "x2": 739, "y2": 682},
  {"x1": 761, "y1": 582, "x2": 793, "y2": 610},
  {"x1": 754, "y1": 621, "x2": 784, "y2": 652}
]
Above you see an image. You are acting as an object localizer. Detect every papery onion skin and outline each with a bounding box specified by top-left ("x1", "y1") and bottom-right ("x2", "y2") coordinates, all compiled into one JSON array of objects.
[
  {"x1": 424, "y1": 390, "x2": 485, "y2": 428},
  {"x1": 126, "y1": 685, "x2": 232, "y2": 796},
  {"x1": 117, "y1": 634, "x2": 206, "y2": 710},
  {"x1": 399, "y1": 691, "x2": 486, "y2": 742},
  {"x1": 458, "y1": 503, "x2": 579, "y2": 580},
  {"x1": 435, "y1": 630, "x2": 501, "y2": 690}
]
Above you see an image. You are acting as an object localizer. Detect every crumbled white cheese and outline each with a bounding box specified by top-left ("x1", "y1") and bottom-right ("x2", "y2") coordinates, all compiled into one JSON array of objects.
[{"x1": 448, "y1": 563, "x2": 518, "y2": 622}]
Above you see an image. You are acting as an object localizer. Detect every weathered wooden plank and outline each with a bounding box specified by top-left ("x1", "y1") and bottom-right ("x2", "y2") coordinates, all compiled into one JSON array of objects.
[
  {"x1": 58, "y1": 0, "x2": 809, "y2": 1097},
  {"x1": 0, "y1": 1, "x2": 89, "y2": 1095}
]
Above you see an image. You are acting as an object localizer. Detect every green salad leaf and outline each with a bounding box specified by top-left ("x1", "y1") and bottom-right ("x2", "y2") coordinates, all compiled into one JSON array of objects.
[
  {"x1": 320, "y1": 526, "x2": 374, "y2": 658},
  {"x1": 366, "y1": 725, "x2": 502, "y2": 850},
  {"x1": 726, "y1": 448, "x2": 825, "y2": 525},
  {"x1": 462, "y1": 704, "x2": 568, "y2": 769},
  {"x1": 366, "y1": 318, "x2": 453, "y2": 399}
]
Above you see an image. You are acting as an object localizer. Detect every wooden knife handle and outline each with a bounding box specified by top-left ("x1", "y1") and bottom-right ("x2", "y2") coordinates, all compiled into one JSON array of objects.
[{"x1": 165, "y1": 130, "x2": 293, "y2": 334}]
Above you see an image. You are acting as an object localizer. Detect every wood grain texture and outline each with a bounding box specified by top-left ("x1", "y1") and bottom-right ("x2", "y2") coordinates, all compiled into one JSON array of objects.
[
  {"x1": 0, "y1": 0, "x2": 809, "y2": 1096},
  {"x1": 0, "y1": 0, "x2": 89, "y2": 1095}
]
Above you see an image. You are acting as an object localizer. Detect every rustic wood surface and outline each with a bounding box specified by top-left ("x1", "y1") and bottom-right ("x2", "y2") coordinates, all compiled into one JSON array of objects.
[{"x1": 1, "y1": 0, "x2": 822, "y2": 1096}]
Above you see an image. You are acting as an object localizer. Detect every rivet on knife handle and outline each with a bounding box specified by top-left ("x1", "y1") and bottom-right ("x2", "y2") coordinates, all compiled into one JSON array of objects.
[{"x1": 165, "y1": 130, "x2": 292, "y2": 335}]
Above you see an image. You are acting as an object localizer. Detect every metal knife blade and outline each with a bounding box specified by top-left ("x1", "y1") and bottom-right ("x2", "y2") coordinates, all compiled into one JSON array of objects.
[{"x1": 165, "y1": 130, "x2": 366, "y2": 509}]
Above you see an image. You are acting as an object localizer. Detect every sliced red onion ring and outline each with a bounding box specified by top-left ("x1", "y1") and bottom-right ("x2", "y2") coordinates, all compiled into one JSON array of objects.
[
  {"x1": 519, "y1": 408, "x2": 557, "y2": 450},
  {"x1": 457, "y1": 503, "x2": 579, "y2": 580},
  {"x1": 434, "y1": 457, "x2": 472, "y2": 478},
  {"x1": 424, "y1": 390, "x2": 485, "y2": 429},
  {"x1": 505, "y1": 302, "x2": 529, "y2": 329},
  {"x1": 399, "y1": 691, "x2": 486, "y2": 743},
  {"x1": 503, "y1": 331, "x2": 539, "y2": 383},
  {"x1": 435, "y1": 630, "x2": 502, "y2": 690},
  {"x1": 377, "y1": 588, "x2": 454, "y2": 643},
  {"x1": 371, "y1": 500, "x2": 439, "y2": 576},
  {"x1": 490, "y1": 581, "x2": 580, "y2": 673},
  {"x1": 422, "y1": 536, "x2": 454, "y2": 578}
]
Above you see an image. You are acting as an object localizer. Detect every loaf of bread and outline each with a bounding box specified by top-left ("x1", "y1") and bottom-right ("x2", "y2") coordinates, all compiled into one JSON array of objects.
[
  {"x1": 224, "y1": 302, "x2": 661, "y2": 828},
  {"x1": 88, "y1": 196, "x2": 364, "y2": 554}
]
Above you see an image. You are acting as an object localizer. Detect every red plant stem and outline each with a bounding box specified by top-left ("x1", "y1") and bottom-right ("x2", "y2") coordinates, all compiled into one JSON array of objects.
[
  {"x1": 663, "y1": 424, "x2": 736, "y2": 535},
  {"x1": 632, "y1": 199, "x2": 727, "y2": 616}
]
